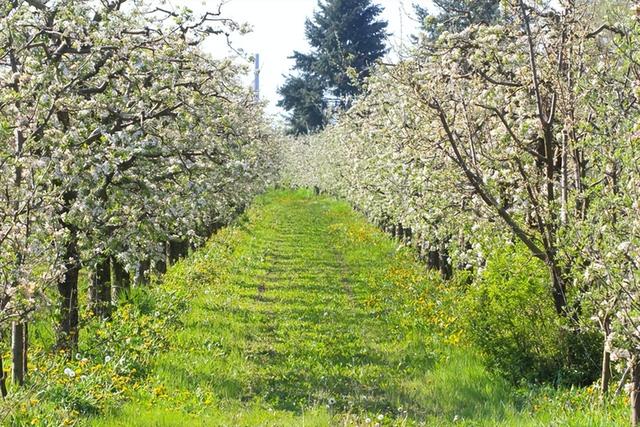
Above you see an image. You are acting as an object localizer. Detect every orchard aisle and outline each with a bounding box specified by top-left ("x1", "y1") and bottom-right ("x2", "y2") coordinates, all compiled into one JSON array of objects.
[{"x1": 88, "y1": 190, "x2": 606, "y2": 426}]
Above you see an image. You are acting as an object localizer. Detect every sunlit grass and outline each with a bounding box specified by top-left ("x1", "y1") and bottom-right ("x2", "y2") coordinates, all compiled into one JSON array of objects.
[{"x1": 70, "y1": 189, "x2": 627, "y2": 425}]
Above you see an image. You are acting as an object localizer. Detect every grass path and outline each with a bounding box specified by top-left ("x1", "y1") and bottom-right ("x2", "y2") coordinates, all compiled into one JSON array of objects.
[{"x1": 89, "y1": 190, "x2": 624, "y2": 426}]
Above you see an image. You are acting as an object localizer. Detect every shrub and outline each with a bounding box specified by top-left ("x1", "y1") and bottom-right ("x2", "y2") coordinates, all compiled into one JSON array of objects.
[{"x1": 459, "y1": 243, "x2": 567, "y2": 384}]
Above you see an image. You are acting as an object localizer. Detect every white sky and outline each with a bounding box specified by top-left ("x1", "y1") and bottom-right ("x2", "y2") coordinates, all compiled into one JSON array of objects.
[{"x1": 166, "y1": 0, "x2": 433, "y2": 120}]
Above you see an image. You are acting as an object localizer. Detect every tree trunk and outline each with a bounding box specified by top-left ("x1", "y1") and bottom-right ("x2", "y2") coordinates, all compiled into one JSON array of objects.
[
  {"x1": 89, "y1": 258, "x2": 111, "y2": 318},
  {"x1": 135, "y1": 259, "x2": 150, "y2": 287},
  {"x1": 168, "y1": 239, "x2": 188, "y2": 265},
  {"x1": 56, "y1": 234, "x2": 80, "y2": 352},
  {"x1": 550, "y1": 263, "x2": 569, "y2": 317},
  {"x1": 22, "y1": 323, "x2": 27, "y2": 376},
  {"x1": 154, "y1": 242, "x2": 167, "y2": 275},
  {"x1": 601, "y1": 346, "x2": 611, "y2": 397},
  {"x1": 428, "y1": 250, "x2": 440, "y2": 270},
  {"x1": 0, "y1": 356, "x2": 7, "y2": 398},
  {"x1": 111, "y1": 257, "x2": 130, "y2": 301},
  {"x1": 601, "y1": 317, "x2": 611, "y2": 398},
  {"x1": 632, "y1": 358, "x2": 640, "y2": 427},
  {"x1": 403, "y1": 227, "x2": 412, "y2": 245},
  {"x1": 439, "y1": 248, "x2": 452, "y2": 280},
  {"x1": 11, "y1": 322, "x2": 24, "y2": 386}
]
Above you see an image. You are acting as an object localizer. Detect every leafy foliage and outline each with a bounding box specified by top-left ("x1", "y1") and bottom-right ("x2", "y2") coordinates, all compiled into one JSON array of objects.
[
  {"x1": 280, "y1": 0, "x2": 640, "y2": 419},
  {"x1": 278, "y1": 0, "x2": 389, "y2": 134},
  {"x1": 413, "y1": 0, "x2": 502, "y2": 40},
  {"x1": 67, "y1": 191, "x2": 631, "y2": 425},
  {"x1": 0, "y1": 0, "x2": 281, "y2": 349},
  {"x1": 460, "y1": 243, "x2": 568, "y2": 384},
  {"x1": 1, "y1": 278, "x2": 186, "y2": 425}
]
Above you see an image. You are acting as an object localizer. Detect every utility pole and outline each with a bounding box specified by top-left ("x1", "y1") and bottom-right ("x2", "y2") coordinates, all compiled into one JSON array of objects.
[{"x1": 253, "y1": 53, "x2": 260, "y2": 101}]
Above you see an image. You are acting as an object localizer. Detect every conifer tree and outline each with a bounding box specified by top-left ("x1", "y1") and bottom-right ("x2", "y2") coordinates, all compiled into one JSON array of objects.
[
  {"x1": 413, "y1": 0, "x2": 501, "y2": 41},
  {"x1": 278, "y1": 0, "x2": 388, "y2": 135}
]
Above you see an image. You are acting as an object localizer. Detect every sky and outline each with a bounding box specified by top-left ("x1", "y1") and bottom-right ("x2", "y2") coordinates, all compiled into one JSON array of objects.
[{"x1": 165, "y1": 0, "x2": 432, "y2": 120}]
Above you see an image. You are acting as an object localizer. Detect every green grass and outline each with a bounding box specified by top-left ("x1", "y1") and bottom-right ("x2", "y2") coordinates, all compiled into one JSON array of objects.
[{"x1": 12, "y1": 189, "x2": 626, "y2": 426}]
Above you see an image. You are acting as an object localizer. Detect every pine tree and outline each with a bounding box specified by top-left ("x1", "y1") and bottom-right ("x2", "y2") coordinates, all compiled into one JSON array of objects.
[
  {"x1": 413, "y1": 0, "x2": 501, "y2": 41},
  {"x1": 278, "y1": 0, "x2": 388, "y2": 135},
  {"x1": 277, "y1": 74, "x2": 327, "y2": 135}
]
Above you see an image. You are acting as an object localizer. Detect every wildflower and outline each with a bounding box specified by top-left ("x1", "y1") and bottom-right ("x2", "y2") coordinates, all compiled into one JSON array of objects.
[
  {"x1": 365, "y1": 418, "x2": 372, "y2": 424},
  {"x1": 63, "y1": 367, "x2": 76, "y2": 378},
  {"x1": 328, "y1": 397, "x2": 336, "y2": 405},
  {"x1": 618, "y1": 241, "x2": 632, "y2": 252},
  {"x1": 105, "y1": 355, "x2": 112, "y2": 363},
  {"x1": 377, "y1": 414, "x2": 384, "y2": 421}
]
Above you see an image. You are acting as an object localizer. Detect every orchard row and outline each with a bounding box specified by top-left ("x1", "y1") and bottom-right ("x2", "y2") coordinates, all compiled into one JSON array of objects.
[
  {"x1": 0, "y1": 0, "x2": 280, "y2": 390},
  {"x1": 282, "y1": 0, "x2": 640, "y2": 422}
]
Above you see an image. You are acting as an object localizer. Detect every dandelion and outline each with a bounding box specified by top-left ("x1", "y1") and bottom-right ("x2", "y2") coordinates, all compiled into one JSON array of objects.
[
  {"x1": 365, "y1": 418, "x2": 372, "y2": 424},
  {"x1": 63, "y1": 367, "x2": 76, "y2": 378},
  {"x1": 377, "y1": 414, "x2": 384, "y2": 421},
  {"x1": 105, "y1": 355, "x2": 112, "y2": 363},
  {"x1": 328, "y1": 397, "x2": 336, "y2": 405}
]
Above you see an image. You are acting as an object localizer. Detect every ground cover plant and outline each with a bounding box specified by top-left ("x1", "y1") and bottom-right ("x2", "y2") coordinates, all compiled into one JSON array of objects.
[
  {"x1": 0, "y1": 0, "x2": 279, "y2": 401},
  {"x1": 3, "y1": 190, "x2": 625, "y2": 425},
  {"x1": 281, "y1": 0, "x2": 640, "y2": 423},
  {"x1": 2, "y1": 0, "x2": 640, "y2": 425}
]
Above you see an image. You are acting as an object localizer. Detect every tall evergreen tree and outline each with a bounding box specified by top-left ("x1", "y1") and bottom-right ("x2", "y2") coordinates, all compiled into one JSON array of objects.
[
  {"x1": 413, "y1": 0, "x2": 501, "y2": 41},
  {"x1": 278, "y1": 0, "x2": 388, "y2": 135}
]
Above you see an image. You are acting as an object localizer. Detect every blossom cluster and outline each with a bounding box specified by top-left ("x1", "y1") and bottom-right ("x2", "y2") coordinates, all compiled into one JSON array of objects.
[
  {"x1": 281, "y1": 0, "x2": 640, "y2": 388},
  {"x1": 0, "y1": 1, "x2": 279, "y2": 341}
]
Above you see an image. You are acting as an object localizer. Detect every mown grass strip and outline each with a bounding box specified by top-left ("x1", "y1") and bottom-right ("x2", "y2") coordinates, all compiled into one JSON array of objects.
[{"x1": 83, "y1": 189, "x2": 625, "y2": 426}]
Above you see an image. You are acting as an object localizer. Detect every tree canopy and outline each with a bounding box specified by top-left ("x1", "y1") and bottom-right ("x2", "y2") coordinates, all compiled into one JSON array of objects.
[
  {"x1": 413, "y1": 0, "x2": 501, "y2": 40},
  {"x1": 281, "y1": 0, "x2": 640, "y2": 421},
  {"x1": 278, "y1": 0, "x2": 389, "y2": 135}
]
